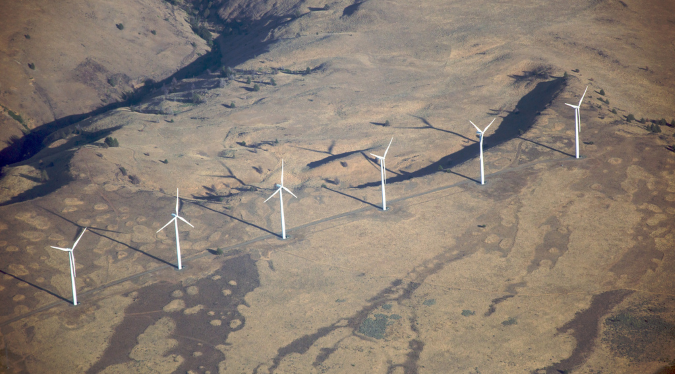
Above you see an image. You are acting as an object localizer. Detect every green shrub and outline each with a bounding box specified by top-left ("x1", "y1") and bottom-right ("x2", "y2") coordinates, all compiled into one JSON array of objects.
[
  {"x1": 108, "y1": 76, "x2": 118, "y2": 87},
  {"x1": 626, "y1": 114, "x2": 635, "y2": 122},
  {"x1": 116, "y1": 23, "x2": 124, "y2": 30},
  {"x1": 384, "y1": 120, "x2": 390, "y2": 127},
  {"x1": 230, "y1": 101, "x2": 235, "y2": 108},
  {"x1": 160, "y1": 159, "x2": 168, "y2": 164},
  {"x1": 305, "y1": 67, "x2": 311, "y2": 74},
  {"x1": 599, "y1": 89, "x2": 605, "y2": 96},
  {"x1": 215, "y1": 248, "x2": 223, "y2": 255},
  {"x1": 28, "y1": 63, "x2": 35, "y2": 70},
  {"x1": 639, "y1": 118, "x2": 646, "y2": 124},
  {"x1": 192, "y1": 92, "x2": 204, "y2": 104},
  {"x1": 270, "y1": 78, "x2": 276, "y2": 86},
  {"x1": 611, "y1": 109, "x2": 617, "y2": 114},
  {"x1": 246, "y1": 77, "x2": 251, "y2": 84},
  {"x1": 659, "y1": 118, "x2": 667, "y2": 127},
  {"x1": 324, "y1": 4, "x2": 330, "y2": 10},
  {"x1": 253, "y1": 84, "x2": 260, "y2": 91},
  {"x1": 105, "y1": 137, "x2": 119, "y2": 147},
  {"x1": 151, "y1": 30, "x2": 156, "y2": 35}
]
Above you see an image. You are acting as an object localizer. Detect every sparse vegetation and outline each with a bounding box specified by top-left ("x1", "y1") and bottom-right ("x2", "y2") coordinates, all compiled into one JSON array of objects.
[
  {"x1": 599, "y1": 89, "x2": 605, "y2": 96},
  {"x1": 230, "y1": 101, "x2": 235, "y2": 108},
  {"x1": 128, "y1": 175, "x2": 141, "y2": 184},
  {"x1": 246, "y1": 77, "x2": 251, "y2": 84},
  {"x1": 116, "y1": 23, "x2": 124, "y2": 30},
  {"x1": 189, "y1": 17, "x2": 213, "y2": 46},
  {"x1": 611, "y1": 108, "x2": 617, "y2": 114},
  {"x1": 160, "y1": 159, "x2": 169, "y2": 164},
  {"x1": 28, "y1": 63, "x2": 35, "y2": 70},
  {"x1": 151, "y1": 30, "x2": 156, "y2": 35},
  {"x1": 305, "y1": 67, "x2": 311, "y2": 74},
  {"x1": 216, "y1": 248, "x2": 224, "y2": 255},
  {"x1": 324, "y1": 4, "x2": 330, "y2": 10},
  {"x1": 24, "y1": 34, "x2": 30, "y2": 39},
  {"x1": 502, "y1": 317, "x2": 517, "y2": 326},
  {"x1": 626, "y1": 114, "x2": 635, "y2": 122},
  {"x1": 119, "y1": 166, "x2": 127, "y2": 176},
  {"x1": 104, "y1": 137, "x2": 119, "y2": 147},
  {"x1": 270, "y1": 78, "x2": 276, "y2": 86},
  {"x1": 384, "y1": 120, "x2": 390, "y2": 127},
  {"x1": 253, "y1": 84, "x2": 260, "y2": 91},
  {"x1": 461, "y1": 310, "x2": 475, "y2": 316},
  {"x1": 40, "y1": 169, "x2": 49, "y2": 182},
  {"x1": 107, "y1": 76, "x2": 118, "y2": 87}
]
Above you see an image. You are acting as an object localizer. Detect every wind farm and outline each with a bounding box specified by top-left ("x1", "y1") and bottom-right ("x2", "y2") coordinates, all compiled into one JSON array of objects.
[{"x1": 0, "y1": 0, "x2": 674, "y2": 373}]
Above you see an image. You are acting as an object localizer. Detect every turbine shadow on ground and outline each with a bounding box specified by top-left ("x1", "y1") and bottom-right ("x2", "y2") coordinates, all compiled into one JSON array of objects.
[
  {"x1": 305, "y1": 148, "x2": 376, "y2": 169},
  {"x1": 518, "y1": 136, "x2": 574, "y2": 158},
  {"x1": 354, "y1": 76, "x2": 568, "y2": 188},
  {"x1": 323, "y1": 186, "x2": 380, "y2": 209},
  {"x1": 399, "y1": 115, "x2": 478, "y2": 143},
  {"x1": 0, "y1": 269, "x2": 70, "y2": 304},
  {"x1": 189, "y1": 201, "x2": 276, "y2": 236}
]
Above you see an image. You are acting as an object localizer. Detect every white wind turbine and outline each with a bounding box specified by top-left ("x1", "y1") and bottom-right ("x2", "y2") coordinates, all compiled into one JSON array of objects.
[
  {"x1": 370, "y1": 137, "x2": 393, "y2": 210},
  {"x1": 50, "y1": 227, "x2": 87, "y2": 305},
  {"x1": 264, "y1": 160, "x2": 297, "y2": 239},
  {"x1": 470, "y1": 118, "x2": 495, "y2": 185},
  {"x1": 157, "y1": 189, "x2": 194, "y2": 270},
  {"x1": 565, "y1": 86, "x2": 588, "y2": 159}
]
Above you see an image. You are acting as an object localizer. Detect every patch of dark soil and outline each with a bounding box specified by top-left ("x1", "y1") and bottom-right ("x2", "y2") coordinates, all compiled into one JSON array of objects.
[
  {"x1": 527, "y1": 216, "x2": 571, "y2": 273},
  {"x1": 603, "y1": 299, "x2": 675, "y2": 363},
  {"x1": 354, "y1": 76, "x2": 568, "y2": 188},
  {"x1": 541, "y1": 289, "x2": 633, "y2": 374},
  {"x1": 86, "y1": 255, "x2": 259, "y2": 374},
  {"x1": 484, "y1": 294, "x2": 514, "y2": 317}
]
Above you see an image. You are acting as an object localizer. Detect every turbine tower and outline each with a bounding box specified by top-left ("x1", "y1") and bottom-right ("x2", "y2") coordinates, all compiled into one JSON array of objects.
[
  {"x1": 265, "y1": 160, "x2": 297, "y2": 239},
  {"x1": 370, "y1": 137, "x2": 393, "y2": 210},
  {"x1": 157, "y1": 189, "x2": 194, "y2": 270},
  {"x1": 565, "y1": 86, "x2": 588, "y2": 159},
  {"x1": 470, "y1": 119, "x2": 495, "y2": 185},
  {"x1": 50, "y1": 227, "x2": 87, "y2": 305}
]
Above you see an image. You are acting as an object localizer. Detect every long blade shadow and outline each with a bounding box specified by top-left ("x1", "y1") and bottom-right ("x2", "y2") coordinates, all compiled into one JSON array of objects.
[
  {"x1": 188, "y1": 201, "x2": 276, "y2": 236},
  {"x1": 441, "y1": 168, "x2": 479, "y2": 184},
  {"x1": 518, "y1": 136, "x2": 574, "y2": 158},
  {"x1": 0, "y1": 269, "x2": 70, "y2": 303},
  {"x1": 307, "y1": 148, "x2": 376, "y2": 169},
  {"x1": 354, "y1": 76, "x2": 568, "y2": 188},
  {"x1": 361, "y1": 152, "x2": 402, "y2": 177},
  {"x1": 323, "y1": 186, "x2": 380, "y2": 209},
  {"x1": 403, "y1": 115, "x2": 478, "y2": 143}
]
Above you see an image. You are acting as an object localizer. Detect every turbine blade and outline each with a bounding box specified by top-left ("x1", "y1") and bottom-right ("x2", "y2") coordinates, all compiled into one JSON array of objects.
[
  {"x1": 282, "y1": 186, "x2": 297, "y2": 198},
  {"x1": 383, "y1": 137, "x2": 393, "y2": 158},
  {"x1": 175, "y1": 189, "x2": 180, "y2": 214},
  {"x1": 72, "y1": 227, "x2": 87, "y2": 250},
  {"x1": 176, "y1": 215, "x2": 194, "y2": 228},
  {"x1": 579, "y1": 86, "x2": 588, "y2": 105},
  {"x1": 157, "y1": 217, "x2": 177, "y2": 233},
  {"x1": 565, "y1": 103, "x2": 578, "y2": 108},
  {"x1": 50, "y1": 246, "x2": 71, "y2": 252},
  {"x1": 264, "y1": 188, "x2": 281, "y2": 203},
  {"x1": 469, "y1": 121, "x2": 481, "y2": 132},
  {"x1": 370, "y1": 153, "x2": 383, "y2": 159},
  {"x1": 484, "y1": 118, "x2": 496, "y2": 132}
]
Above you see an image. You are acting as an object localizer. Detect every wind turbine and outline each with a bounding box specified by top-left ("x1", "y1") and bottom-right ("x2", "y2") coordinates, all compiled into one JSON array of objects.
[
  {"x1": 469, "y1": 119, "x2": 495, "y2": 185},
  {"x1": 370, "y1": 137, "x2": 393, "y2": 210},
  {"x1": 264, "y1": 160, "x2": 297, "y2": 239},
  {"x1": 157, "y1": 189, "x2": 194, "y2": 270},
  {"x1": 50, "y1": 227, "x2": 87, "y2": 305},
  {"x1": 565, "y1": 86, "x2": 588, "y2": 159}
]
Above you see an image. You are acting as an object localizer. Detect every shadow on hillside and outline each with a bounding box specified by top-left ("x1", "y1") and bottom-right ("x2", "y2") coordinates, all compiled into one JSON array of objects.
[
  {"x1": 0, "y1": 126, "x2": 122, "y2": 206},
  {"x1": 353, "y1": 76, "x2": 568, "y2": 188},
  {"x1": 0, "y1": 11, "x2": 296, "y2": 170}
]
